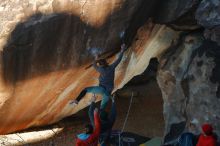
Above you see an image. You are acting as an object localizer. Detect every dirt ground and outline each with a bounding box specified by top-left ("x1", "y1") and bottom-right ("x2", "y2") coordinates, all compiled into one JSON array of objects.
[{"x1": 24, "y1": 79, "x2": 164, "y2": 146}]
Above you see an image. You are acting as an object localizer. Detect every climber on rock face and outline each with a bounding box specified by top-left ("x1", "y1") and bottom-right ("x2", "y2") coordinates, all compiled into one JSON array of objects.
[
  {"x1": 88, "y1": 94, "x2": 117, "y2": 146},
  {"x1": 75, "y1": 104, "x2": 101, "y2": 146},
  {"x1": 70, "y1": 43, "x2": 126, "y2": 110}
]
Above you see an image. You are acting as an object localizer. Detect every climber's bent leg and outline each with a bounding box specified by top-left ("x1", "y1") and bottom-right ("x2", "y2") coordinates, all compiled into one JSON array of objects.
[
  {"x1": 86, "y1": 86, "x2": 105, "y2": 94},
  {"x1": 75, "y1": 86, "x2": 103, "y2": 101},
  {"x1": 75, "y1": 88, "x2": 88, "y2": 101},
  {"x1": 86, "y1": 86, "x2": 111, "y2": 110}
]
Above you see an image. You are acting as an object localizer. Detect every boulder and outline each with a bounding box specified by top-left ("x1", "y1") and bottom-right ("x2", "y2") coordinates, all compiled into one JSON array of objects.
[
  {"x1": 157, "y1": 33, "x2": 220, "y2": 143},
  {"x1": 0, "y1": 0, "x2": 179, "y2": 133}
]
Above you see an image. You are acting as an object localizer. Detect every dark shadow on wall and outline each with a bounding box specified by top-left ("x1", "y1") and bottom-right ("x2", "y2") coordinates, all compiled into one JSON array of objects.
[
  {"x1": 2, "y1": 0, "x2": 160, "y2": 85},
  {"x1": 3, "y1": 13, "x2": 91, "y2": 84},
  {"x1": 2, "y1": 12, "x2": 123, "y2": 84},
  {"x1": 124, "y1": 0, "x2": 160, "y2": 47},
  {"x1": 125, "y1": 57, "x2": 159, "y2": 86}
]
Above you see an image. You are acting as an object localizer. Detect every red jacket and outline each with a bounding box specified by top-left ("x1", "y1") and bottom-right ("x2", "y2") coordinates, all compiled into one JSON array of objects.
[
  {"x1": 76, "y1": 111, "x2": 101, "y2": 146},
  {"x1": 196, "y1": 134, "x2": 217, "y2": 146}
]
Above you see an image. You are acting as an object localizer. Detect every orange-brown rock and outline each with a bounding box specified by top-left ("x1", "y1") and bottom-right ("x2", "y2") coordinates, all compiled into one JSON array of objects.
[
  {"x1": 0, "y1": 0, "x2": 178, "y2": 134},
  {"x1": 0, "y1": 24, "x2": 178, "y2": 134}
]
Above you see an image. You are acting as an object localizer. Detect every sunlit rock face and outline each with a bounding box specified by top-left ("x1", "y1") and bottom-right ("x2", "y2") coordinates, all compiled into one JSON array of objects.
[
  {"x1": 0, "y1": 0, "x2": 177, "y2": 134},
  {"x1": 0, "y1": 22, "x2": 178, "y2": 134},
  {"x1": 1, "y1": 0, "x2": 220, "y2": 143},
  {"x1": 0, "y1": 0, "x2": 136, "y2": 51}
]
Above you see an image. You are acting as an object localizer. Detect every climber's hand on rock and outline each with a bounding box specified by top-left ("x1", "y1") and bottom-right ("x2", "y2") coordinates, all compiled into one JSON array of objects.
[
  {"x1": 88, "y1": 94, "x2": 96, "y2": 105},
  {"x1": 70, "y1": 100, "x2": 78, "y2": 105},
  {"x1": 91, "y1": 94, "x2": 96, "y2": 102}
]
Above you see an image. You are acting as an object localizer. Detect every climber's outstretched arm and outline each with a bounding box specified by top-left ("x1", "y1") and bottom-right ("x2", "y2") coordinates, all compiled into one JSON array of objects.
[{"x1": 110, "y1": 44, "x2": 126, "y2": 68}]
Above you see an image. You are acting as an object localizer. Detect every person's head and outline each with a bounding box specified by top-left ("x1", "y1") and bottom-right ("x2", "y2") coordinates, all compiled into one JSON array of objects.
[
  {"x1": 100, "y1": 110, "x2": 109, "y2": 121},
  {"x1": 98, "y1": 59, "x2": 108, "y2": 67},
  {"x1": 202, "y1": 123, "x2": 213, "y2": 136},
  {"x1": 84, "y1": 124, "x2": 93, "y2": 134},
  {"x1": 188, "y1": 119, "x2": 198, "y2": 133},
  {"x1": 189, "y1": 122, "x2": 197, "y2": 132}
]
